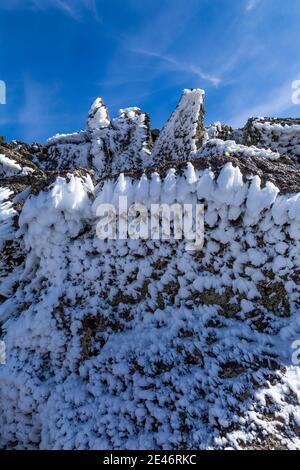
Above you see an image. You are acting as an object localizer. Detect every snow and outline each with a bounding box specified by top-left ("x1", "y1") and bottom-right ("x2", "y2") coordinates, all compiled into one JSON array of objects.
[
  {"x1": 1, "y1": 89, "x2": 300, "y2": 450},
  {"x1": 245, "y1": 118, "x2": 300, "y2": 164},
  {"x1": 0, "y1": 187, "x2": 16, "y2": 250},
  {"x1": 200, "y1": 138, "x2": 281, "y2": 161},
  {"x1": 0, "y1": 187, "x2": 19, "y2": 300},
  {"x1": 151, "y1": 89, "x2": 205, "y2": 164},
  {"x1": 1, "y1": 161, "x2": 300, "y2": 449},
  {"x1": 46, "y1": 100, "x2": 152, "y2": 177},
  {"x1": 245, "y1": 176, "x2": 279, "y2": 225},
  {"x1": 87, "y1": 97, "x2": 111, "y2": 132},
  {"x1": 0, "y1": 154, "x2": 34, "y2": 177}
]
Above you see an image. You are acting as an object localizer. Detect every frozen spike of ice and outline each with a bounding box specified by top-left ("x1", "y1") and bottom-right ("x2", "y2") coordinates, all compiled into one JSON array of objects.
[
  {"x1": 245, "y1": 176, "x2": 279, "y2": 225},
  {"x1": 151, "y1": 89, "x2": 205, "y2": 163},
  {"x1": 51, "y1": 176, "x2": 89, "y2": 213},
  {"x1": 150, "y1": 172, "x2": 161, "y2": 202},
  {"x1": 217, "y1": 163, "x2": 243, "y2": 191},
  {"x1": 0, "y1": 154, "x2": 34, "y2": 177},
  {"x1": 93, "y1": 180, "x2": 114, "y2": 209},
  {"x1": 134, "y1": 174, "x2": 149, "y2": 203},
  {"x1": 0, "y1": 154, "x2": 22, "y2": 176},
  {"x1": 176, "y1": 176, "x2": 193, "y2": 203},
  {"x1": 115, "y1": 173, "x2": 127, "y2": 195},
  {"x1": 87, "y1": 97, "x2": 111, "y2": 132},
  {"x1": 163, "y1": 168, "x2": 177, "y2": 204},
  {"x1": 197, "y1": 169, "x2": 215, "y2": 200},
  {"x1": 228, "y1": 206, "x2": 242, "y2": 221},
  {"x1": 112, "y1": 174, "x2": 133, "y2": 207},
  {"x1": 184, "y1": 162, "x2": 198, "y2": 185},
  {"x1": 214, "y1": 163, "x2": 246, "y2": 206},
  {"x1": 272, "y1": 196, "x2": 291, "y2": 225},
  {"x1": 83, "y1": 174, "x2": 95, "y2": 193},
  {"x1": 287, "y1": 193, "x2": 300, "y2": 221}
]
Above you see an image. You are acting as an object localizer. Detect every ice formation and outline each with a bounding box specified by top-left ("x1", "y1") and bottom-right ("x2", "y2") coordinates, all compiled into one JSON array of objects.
[
  {"x1": 0, "y1": 89, "x2": 300, "y2": 450},
  {"x1": 244, "y1": 117, "x2": 300, "y2": 165},
  {"x1": 46, "y1": 98, "x2": 153, "y2": 177},
  {"x1": 151, "y1": 89, "x2": 205, "y2": 163}
]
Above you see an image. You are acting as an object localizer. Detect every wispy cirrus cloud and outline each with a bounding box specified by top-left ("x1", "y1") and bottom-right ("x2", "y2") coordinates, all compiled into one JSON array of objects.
[
  {"x1": 1, "y1": 0, "x2": 101, "y2": 22},
  {"x1": 130, "y1": 48, "x2": 221, "y2": 87},
  {"x1": 229, "y1": 77, "x2": 299, "y2": 128},
  {"x1": 17, "y1": 79, "x2": 63, "y2": 142},
  {"x1": 245, "y1": 0, "x2": 263, "y2": 13}
]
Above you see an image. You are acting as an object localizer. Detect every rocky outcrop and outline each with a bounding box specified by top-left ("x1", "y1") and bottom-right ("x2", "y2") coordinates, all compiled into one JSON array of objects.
[
  {"x1": 1, "y1": 89, "x2": 300, "y2": 450},
  {"x1": 243, "y1": 117, "x2": 300, "y2": 165},
  {"x1": 0, "y1": 141, "x2": 45, "y2": 177},
  {"x1": 205, "y1": 122, "x2": 234, "y2": 142},
  {"x1": 46, "y1": 98, "x2": 153, "y2": 177},
  {"x1": 151, "y1": 89, "x2": 205, "y2": 164},
  {"x1": 45, "y1": 89, "x2": 205, "y2": 177}
]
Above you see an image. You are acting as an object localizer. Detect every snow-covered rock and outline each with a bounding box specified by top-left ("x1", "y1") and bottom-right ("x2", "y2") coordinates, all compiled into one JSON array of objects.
[
  {"x1": 46, "y1": 99, "x2": 153, "y2": 177},
  {"x1": 1, "y1": 89, "x2": 300, "y2": 450},
  {"x1": 244, "y1": 117, "x2": 300, "y2": 165},
  {"x1": 151, "y1": 88, "x2": 205, "y2": 164}
]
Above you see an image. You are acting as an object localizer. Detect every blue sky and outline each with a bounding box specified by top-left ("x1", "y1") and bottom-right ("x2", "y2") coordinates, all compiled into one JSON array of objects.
[{"x1": 0, "y1": 0, "x2": 300, "y2": 143}]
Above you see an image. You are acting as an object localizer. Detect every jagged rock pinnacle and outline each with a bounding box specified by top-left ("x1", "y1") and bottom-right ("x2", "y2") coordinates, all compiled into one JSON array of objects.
[
  {"x1": 151, "y1": 88, "x2": 205, "y2": 164},
  {"x1": 87, "y1": 97, "x2": 111, "y2": 132}
]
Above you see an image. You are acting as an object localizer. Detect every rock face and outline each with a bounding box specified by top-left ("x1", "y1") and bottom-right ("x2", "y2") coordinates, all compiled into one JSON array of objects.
[
  {"x1": 205, "y1": 121, "x2": 234, "y2": 142},
  {"x1": 45, "y1": 89, "x2": 206, "y2": 177},
  {"x1": 46, "y1": 98, "x2": 153, "y2": 177},
  {"x1": 1, "y1": 89, "x2": 300, "y2": 450},
  {"x1": 0, "y1": 141, "x2": 44, "y2": 177},
  {"x1": 151, "y1": 88, "x2": 205, "y2": 164},
  {"x1": 243, "y1": 117, "x2": 300, "y2": 165}
]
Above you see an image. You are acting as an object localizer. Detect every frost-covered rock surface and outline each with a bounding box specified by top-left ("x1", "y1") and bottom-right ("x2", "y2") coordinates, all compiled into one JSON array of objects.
[
  {"x1": 151, "y1": 89, "x2": 205, "y2": 164},
  {"x1": 205, "y1": 122, "x2": 234, "y2": 142},
  {"x1": 46, "y1": 98, "x2": 153, "y2": 177},
  {"x1": 1, "y1": 89, "x2": 300, "y2": 450},
  {"x1": 244, "y1": 117, "x2": 300, "y2": 165},
  {"x1": 45, "y1": 89, "x2": 205, "y2": 176}
]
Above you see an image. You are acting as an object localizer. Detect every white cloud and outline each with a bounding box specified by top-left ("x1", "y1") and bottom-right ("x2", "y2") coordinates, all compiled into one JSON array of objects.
[
  {"x1": 245, "y1": 0, "x2": 262, "y2": 13},
  {"x1": 17, "y1": 79, "x2": 61, "y2": 142},
  {"x1": 1, "y1": 0, "x2": 101, "y2": 22},
  {"x1": 229, "y1": 79, "x2": 299, "y2": 128},
  {"x1": 130, "y1": 48, "x2": 221, "y2": 87}
]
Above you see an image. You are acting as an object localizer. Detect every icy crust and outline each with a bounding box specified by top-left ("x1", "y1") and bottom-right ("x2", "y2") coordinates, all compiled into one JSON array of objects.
[
  {"x1": 151, "y1": 89, "x2": 205, "y2": 164},
  {"x1": 0, "y1": 187, "x2": 21, "y2": 300},
  {"x1": 199, "y1": 139, "x2": 280, "y2": 161},
  {"x1": 0, "y1": 141, "x2": 45, "y2": 173},
  {"x1": 113, "y1": 138, "x2": 299, "y2": 195},
  {"x1": 1, "y1": 164, "x2": 300, "y2": 449},
  {"x1": 44, "y1": 91, "x2": 300, "y2": 180},
  {"x1": 0, "y1": 154, "x2": 35, "y2": 177},
  {"x1": 244, "y1": 118, "x2": 300, "y2": 164},
  {"x1": 46, "y1": 99, "x2": 153, "y2": 177},
  {"x1": 87, "y1": 97, "x2": 111, "y2": 131},
  {"x1": 46, "y1": 131, "x2": 89, "y2": 146},
  {"x1": 110, "y1": 107, "x2": 152, "y2": 175},
  {"x1": 0, "y1": 140, "x2": 42, "y2": 177},
  {"x1": 205, "y1": 122, "x2": 234, "y2": 142},
  {"x1": 0, "y1": 188, "x2": 16, "y2": 250}
]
